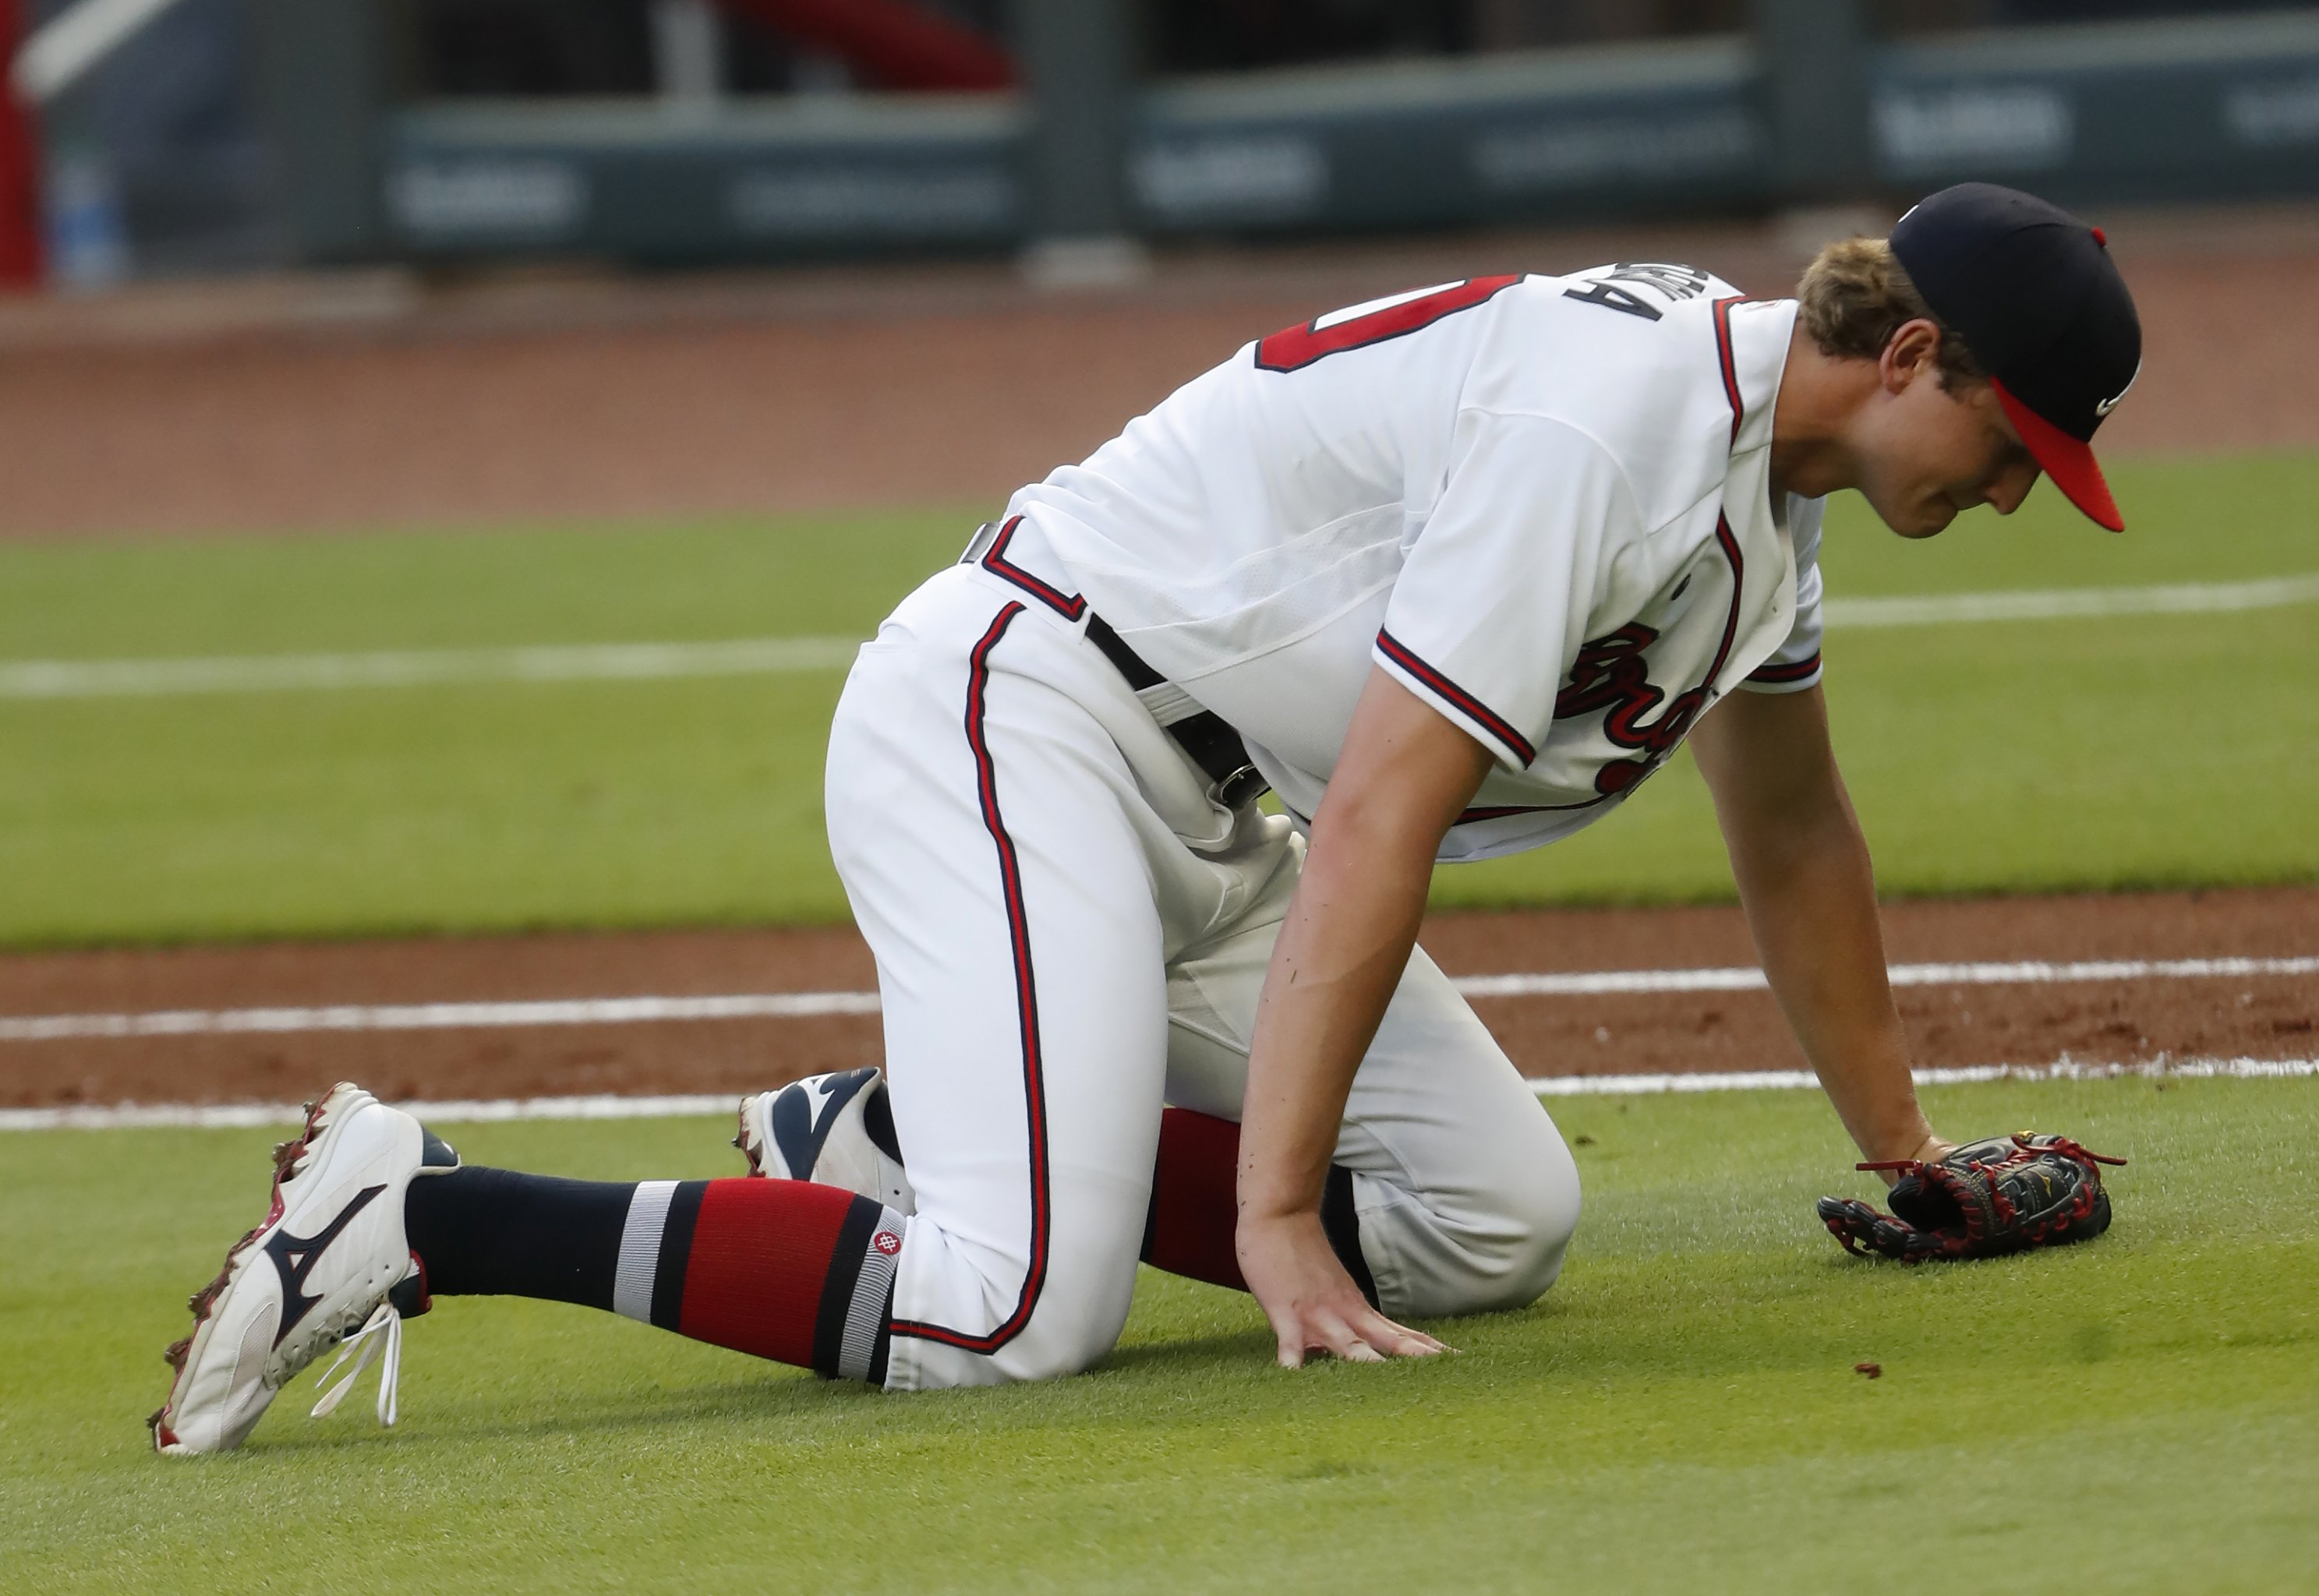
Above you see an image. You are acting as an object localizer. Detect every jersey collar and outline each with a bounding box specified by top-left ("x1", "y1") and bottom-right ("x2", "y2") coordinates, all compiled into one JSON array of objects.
[{"x1": 1722, "y1": 298, "x2": 1800, "y2": 461}]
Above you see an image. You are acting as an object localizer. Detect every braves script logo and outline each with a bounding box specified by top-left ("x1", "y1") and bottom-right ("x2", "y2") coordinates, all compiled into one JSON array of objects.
[{"x1": 1554, "y1": 624, "x2": 1713, "y2": 795}]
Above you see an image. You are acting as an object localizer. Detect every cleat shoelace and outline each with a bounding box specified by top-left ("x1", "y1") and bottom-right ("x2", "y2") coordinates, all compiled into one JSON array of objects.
[{"x1": 309, "y1": 1301, "x2": 405, "y2": 1428}]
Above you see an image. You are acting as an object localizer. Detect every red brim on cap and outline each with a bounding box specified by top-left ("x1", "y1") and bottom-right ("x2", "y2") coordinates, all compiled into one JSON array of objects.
[{"x1": 1992, "y1": 379, "x2": 2124, "y2": 531}]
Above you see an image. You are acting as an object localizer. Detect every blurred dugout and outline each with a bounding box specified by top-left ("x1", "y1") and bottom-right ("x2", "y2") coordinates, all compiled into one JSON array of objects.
[{"x1": 4, "y1": 0, "x2": 2319, "y2": 286}]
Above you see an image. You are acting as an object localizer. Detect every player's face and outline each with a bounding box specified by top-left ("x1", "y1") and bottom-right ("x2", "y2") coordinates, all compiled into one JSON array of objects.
[{"x1": 1852, "y1": 337, "x2": 2042, "y2": 539}]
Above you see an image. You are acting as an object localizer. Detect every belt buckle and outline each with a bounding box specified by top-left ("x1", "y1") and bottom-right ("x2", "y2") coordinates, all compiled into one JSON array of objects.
[
  {"x1": 1214, "y1": 764, "x2": 1267, "y2": 810},
  {"x1": 958, "y1": 521, "x2": 1001, "y2": 564}
]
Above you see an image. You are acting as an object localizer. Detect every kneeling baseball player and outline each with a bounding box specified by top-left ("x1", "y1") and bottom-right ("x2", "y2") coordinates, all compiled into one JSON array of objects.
[{"x1": 153, "y1": 183, "x2": 2137, "y2": 1453}]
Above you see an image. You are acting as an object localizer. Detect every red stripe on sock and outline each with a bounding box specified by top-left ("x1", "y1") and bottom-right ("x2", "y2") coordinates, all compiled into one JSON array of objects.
[
  {"x1": 675, "y1": 1178, "x2": 858, "y2": 1368},
  {"x1": 1144, "y1": 1109, "x2": 1247, "y2": 1292}
]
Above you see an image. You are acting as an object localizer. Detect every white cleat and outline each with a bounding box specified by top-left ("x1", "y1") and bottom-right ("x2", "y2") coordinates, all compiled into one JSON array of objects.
[
  {"x1": 149, "y1": 1082, "x2": 459, "y2": 1457},
  {"x1": 734, "y1": 1068, "x2": 914, "y2": 1213}
]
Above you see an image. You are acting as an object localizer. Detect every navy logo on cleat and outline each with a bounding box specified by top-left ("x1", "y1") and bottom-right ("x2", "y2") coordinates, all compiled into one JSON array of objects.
[
  {"x1": 771, "y1": 1068, "x2": 877, "y2": 1180},
  {"x1": 263, "y1": 1184, "x2": 385, "y2": 1346}
]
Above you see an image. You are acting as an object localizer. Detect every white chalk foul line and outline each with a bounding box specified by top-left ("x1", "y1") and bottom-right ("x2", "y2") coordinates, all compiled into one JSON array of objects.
[
  {"x1": 0, "y1": 989, "x2": 882, "y2": 1043},
  {"x1": 1819, "y1": 572, "x2": 2319, "y2": 629},
  {"x1": 5, "y1": 575, "x2": 2315, "y2": 701},
  {"x1": 1529, "y1": 1056, "x2": 2319, "y2": 1097},
  {"x1": 0, "y1": 637, "x2": 864, "y2": 700},
  {"x1": 2, "y1": 955, "x2": 2309, "y2": 1045},
  {"x1": 1453, "y1": 954, "x2": 2319, "y2": 1000},
  {"x1": 0, "y1": 1093, "x2": 744, "y2": 1131},
  {"x1": 4, "y1": 1055, "x2": 2312, "y2": 1131}
]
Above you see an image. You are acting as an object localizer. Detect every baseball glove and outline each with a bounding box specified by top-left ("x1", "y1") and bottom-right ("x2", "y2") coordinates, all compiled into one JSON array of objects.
[{"x1": 1816, "y1": 1132, "x2": 2125, "y2": 1262}]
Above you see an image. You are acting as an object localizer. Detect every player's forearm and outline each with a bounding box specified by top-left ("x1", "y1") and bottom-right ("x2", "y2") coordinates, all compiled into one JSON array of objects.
[
  {"x1": 1237, "y1": 796, "x2": 1437, "y2": 1223},
  {"x1": 1726, "y1": 797, "x2": 1933, "y2": 1163}
]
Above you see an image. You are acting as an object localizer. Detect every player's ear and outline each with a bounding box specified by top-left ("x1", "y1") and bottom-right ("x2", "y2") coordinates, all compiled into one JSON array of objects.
[{"x1": 1878, "y1": 319, "x2": 1943, "y2": 393}]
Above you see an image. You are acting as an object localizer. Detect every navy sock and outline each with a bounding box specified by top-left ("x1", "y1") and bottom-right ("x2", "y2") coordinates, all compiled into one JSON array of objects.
[
  {"x1": 404, "y1": 1167, "x2": 635, "y2": 1310},
  {"x1": 401, "y1": 1165, "x2": 902, "y2": 1382}
]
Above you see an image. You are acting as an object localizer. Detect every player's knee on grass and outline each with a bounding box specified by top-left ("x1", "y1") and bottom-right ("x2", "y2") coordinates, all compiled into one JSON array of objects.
[
  {"x1": 1371, "y1": 1123, "x2": 1581, "y2": 1320},
  {"x1": 890, "y1": 1195, "x2": 1146, "y2": 1389},
  {"x1": 1487, "y1": 1136, "x2": 1583, "y2": 1304}
]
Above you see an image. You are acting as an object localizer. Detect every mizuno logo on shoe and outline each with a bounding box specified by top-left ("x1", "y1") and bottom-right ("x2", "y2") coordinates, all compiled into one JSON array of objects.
[{"x1": 263, "y1": 1185, "x2": 385, "y2": 1347}]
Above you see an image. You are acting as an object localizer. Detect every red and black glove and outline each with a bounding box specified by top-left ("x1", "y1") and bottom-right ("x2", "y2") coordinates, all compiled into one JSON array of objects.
[{"x1": 1817, "y1": 1132, "x2": 2125, "y2": 1262}]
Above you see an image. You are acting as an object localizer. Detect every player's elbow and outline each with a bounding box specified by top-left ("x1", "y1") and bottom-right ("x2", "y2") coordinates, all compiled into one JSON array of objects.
[{"x1": 1303, "y1": 793, "x2": 1442, "y2": 905}]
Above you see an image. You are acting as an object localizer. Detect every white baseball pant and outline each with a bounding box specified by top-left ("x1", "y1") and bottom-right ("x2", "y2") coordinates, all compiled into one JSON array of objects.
[{"x1": 825, "y1": 558, "x2": 1581, "y2": 1392}]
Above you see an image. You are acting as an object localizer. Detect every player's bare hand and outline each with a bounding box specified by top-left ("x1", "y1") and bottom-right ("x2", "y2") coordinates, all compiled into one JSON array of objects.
[{"x1": 1236, "y1": 1209, "x2": 1449, "y2": 1368}]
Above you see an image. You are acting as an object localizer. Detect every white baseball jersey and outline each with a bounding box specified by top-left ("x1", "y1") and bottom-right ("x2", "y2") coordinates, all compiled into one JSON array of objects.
[
  {"x1": 824, "y1": 265, "x2": 1827, "y2": 1391},
  {"x1": 999, "y1": 264, "x2": 1828, "y2": 861}
]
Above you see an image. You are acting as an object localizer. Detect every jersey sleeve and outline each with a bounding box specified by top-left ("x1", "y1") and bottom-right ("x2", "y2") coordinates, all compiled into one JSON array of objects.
[
  {"x1": 1374, "y1": 413, "x2": 1633, "y2": 769},
  {"x1": 1739, "y1": 493, "x2": 1827, "y2": 695}
]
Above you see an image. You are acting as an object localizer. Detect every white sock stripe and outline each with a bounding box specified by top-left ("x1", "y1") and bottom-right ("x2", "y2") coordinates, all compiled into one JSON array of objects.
[
  {"x1": 612, "y1": 1180, "x2": 678, "y2": 1323},
  {"x1": 838, "y1": 1207, "x2": 905, "y2": 1384}
]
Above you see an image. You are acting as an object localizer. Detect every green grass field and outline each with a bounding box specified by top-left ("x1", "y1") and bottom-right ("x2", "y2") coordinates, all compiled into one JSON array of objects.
[
  {"x1": 5, "y1": 1075, "x2": 2313, "y2": 1593},
  {"x1": 2, "y1": 453, "x2": 2314, "y2": 948},
  {"x1": 4, "y1": 454, "x2": 2314, "y2": 1592}
]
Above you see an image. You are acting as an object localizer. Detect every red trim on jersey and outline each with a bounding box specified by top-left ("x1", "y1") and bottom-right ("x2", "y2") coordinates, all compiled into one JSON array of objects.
[
  {"x1": 1700, "y1": 516, "x2": 1747, "y2": 684},
  {"x1": 1451, "y1": 800, "x2": 1607, "y2": 824},
  {"x1": 1711, "y1": 295, "x2": 1751, "y2": 448},
  {"x1": 889, "y1": 602, "x2": 1053, "y2": 1357},
  {"x1": 1375, "y1": 628, "x2": 1537, "y2": 766},
  {"x1": 1256, "y1": 276, "x2": 1524, "y2": 374},
  {"x1": 1746, "y1": 651, "x2": 1822, "y2": 685},
  {"x1": 980, "y1": 515, "x2": 1086, "y2": 620}
]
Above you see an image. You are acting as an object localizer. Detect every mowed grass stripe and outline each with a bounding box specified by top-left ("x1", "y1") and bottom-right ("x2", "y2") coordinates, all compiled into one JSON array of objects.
[{"x1": 2, "y1": 454, "x2": 2315, "y2": 946}]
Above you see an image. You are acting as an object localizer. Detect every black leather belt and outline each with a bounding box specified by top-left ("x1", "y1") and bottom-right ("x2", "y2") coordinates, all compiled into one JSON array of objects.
[{"x1": 1083, "y1": 613, "x2": 1270, "y2": 810}]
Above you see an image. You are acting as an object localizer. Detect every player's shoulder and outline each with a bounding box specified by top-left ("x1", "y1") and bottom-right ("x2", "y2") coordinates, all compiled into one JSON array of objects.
[
  {"x1": 1483, "y1": 263, "x2": 1758, "y2": 391},
  {"x1": 1474, "y1": 266, "x2": 1779, "y2": 499},
  {"x1": 1526, "y1": 260, "x2": 1744, "y2": 320}
]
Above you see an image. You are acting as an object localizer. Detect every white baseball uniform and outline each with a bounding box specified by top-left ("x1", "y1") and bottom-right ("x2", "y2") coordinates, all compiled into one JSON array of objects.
[{"x1": 824, "y1": 264, "x2": 1828, "y2": 1390}]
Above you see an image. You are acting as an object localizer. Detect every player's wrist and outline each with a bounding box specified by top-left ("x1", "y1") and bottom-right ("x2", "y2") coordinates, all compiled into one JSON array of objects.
[
  {"x1": 1860, "y1": 1125, "x2": 1952, "y2": 1185},
  {"x1": 1863, "y1": 1118, "x2": 1943, "y2": 1166},
  {"x1": 1235, "y1": 1194, "x2": 1326, "y2": 1234}
]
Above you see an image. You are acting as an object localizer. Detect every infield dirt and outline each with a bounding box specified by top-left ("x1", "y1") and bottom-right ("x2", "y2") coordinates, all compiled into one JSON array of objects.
[{"x1": 3, "y1": 887, "x2": 2310, "y2": 1110}]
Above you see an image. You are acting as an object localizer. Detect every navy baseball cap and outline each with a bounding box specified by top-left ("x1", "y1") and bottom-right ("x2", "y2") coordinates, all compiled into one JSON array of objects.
[{"x1": 1889, "y1": 183, "x2": 2142, "y2": 531}]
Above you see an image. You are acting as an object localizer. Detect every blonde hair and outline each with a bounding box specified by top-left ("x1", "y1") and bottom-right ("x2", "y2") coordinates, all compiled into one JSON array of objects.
[{"x1": 1795, "y1": 235, "x2": 1985, "y2": 390}]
